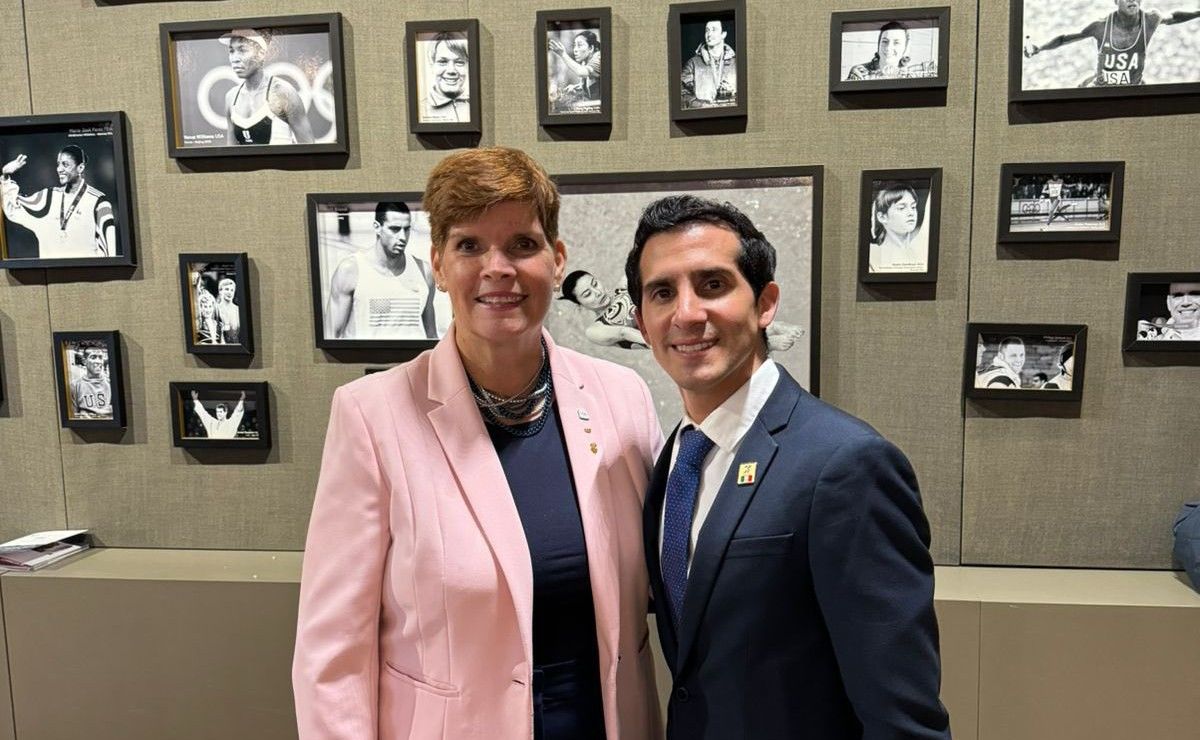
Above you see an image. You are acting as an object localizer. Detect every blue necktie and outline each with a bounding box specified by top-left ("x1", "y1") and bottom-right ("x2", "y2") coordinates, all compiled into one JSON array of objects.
[{"x1": 661, "y1": 427, "x2": 715, "y2": 630}]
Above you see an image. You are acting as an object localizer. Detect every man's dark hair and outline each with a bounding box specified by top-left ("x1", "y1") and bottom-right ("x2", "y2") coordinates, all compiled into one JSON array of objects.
[
  {"x1": 1058, "y1": 342, "x2": 1074, "y2": 366},
  {"x1": 58, "y1": 145, "x2": 87, "y2": 167},
  {"x1": 559, "y1": 269, "x2": 593, "y2": 305},
  {"x1": 215, "y1": 403, "x2": 228, "y2": 415},
  {"x1": 574, "y1": 31, "x2": 600, "y2": 51},
  {"x1": 374, "y1": 201, "x2": 411, "y2": 225},
  {"x1": 625, "y1": 194, "x2": 776, "y2": 308}
]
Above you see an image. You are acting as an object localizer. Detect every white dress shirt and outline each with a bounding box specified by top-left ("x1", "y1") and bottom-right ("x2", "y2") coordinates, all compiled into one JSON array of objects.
[{"x1": 660, "y1": 359, "x2": 780, "y2": 573}]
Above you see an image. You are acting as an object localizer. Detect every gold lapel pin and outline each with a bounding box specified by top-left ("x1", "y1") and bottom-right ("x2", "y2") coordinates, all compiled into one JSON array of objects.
[
  {"x1": 736, "y1": 462, "x2": 757, "y2": 486},
  {"x1": 589, "y1": 442, "x2": 599, "y2": 454},
  {"x1": 583, "y1": 427, "x2": 592, "y2": 434}
]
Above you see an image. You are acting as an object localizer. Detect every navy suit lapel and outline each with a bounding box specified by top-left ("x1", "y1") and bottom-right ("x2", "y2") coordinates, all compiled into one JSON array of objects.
[{"x1": 644, "y1": 424, "x2": 680, "y2": 669}]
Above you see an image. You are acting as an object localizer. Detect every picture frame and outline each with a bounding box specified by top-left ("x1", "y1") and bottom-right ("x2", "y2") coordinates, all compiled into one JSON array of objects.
[
  {"x1": 0, "y1": 111, "x2": 136, "y2": 270},
  {"x1": 997, "y1": 161, "x2": 1124, "y2": 244},
  {"x1": 548, "y1": 166, "x2": 822, "y2": 427},
  {"x1": 668, "y1": 0, "x2": 747, "y2": 121},
  {"x1": 829, "y1": 7, "x2": 951, "y2": 94},
  {"x1": 51, "y1": 330, "x2": 126, "y2": 429},
  {"x1": 858, "y1": 167, "x2": 942, "y2": 283},
  {"x1": 1009, "y1": 0, "x2": 1200, "y2": 103},
  {"x1": 1122, "y1": 272, "x2": 1200, "y2": 350},
  {"x1": 169, "y1": 381, "x2": 271, "y2": 449},
  {"x1": 159, "y1": 13, "x2": 348, "y2": 159},
  {"x1": 178, "y1": 252, "x2": 254, "y2": 355},
  {"x1": 306, "y1": 192, "x2": 450, "y2": 351},
  {"x1": 405, "y1": 19, "x2": 482, "y2": 135},
  {"x1": 964, "y1": 323, "x2": 1087, "y2": 402},
  {"x1": 536, "y1": 7, "x2": 613, "y2": 127}
]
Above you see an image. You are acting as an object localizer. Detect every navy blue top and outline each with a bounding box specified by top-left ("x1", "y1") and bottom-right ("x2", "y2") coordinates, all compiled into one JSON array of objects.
[{"x1": 487, "y1": 404, "x2": 605, "y2": 739}]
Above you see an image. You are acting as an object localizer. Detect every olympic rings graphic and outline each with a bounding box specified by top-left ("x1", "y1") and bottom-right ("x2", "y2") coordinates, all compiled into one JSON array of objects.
[{"x1": 195, "y1": 61, "x2": 337, "y2": 143}]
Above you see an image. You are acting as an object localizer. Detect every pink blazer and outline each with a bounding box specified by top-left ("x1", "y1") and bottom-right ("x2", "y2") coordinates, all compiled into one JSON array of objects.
[{"x1": 293, "y1": 329, "x2": 664, "y2": 739}]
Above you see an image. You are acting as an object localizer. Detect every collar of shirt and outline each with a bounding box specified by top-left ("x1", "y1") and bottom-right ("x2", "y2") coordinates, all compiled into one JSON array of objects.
[
  {"x1": 671, "y1": 358, "x2": 779, "y2": 465},
  {"x1": 427, "y1": 87, "x2": 469, "y2": 108}
]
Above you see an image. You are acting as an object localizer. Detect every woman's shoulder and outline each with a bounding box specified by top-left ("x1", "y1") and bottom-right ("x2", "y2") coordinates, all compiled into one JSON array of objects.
[{"x1": 336, "y1": 350, "x2": 435, "y2": 408}]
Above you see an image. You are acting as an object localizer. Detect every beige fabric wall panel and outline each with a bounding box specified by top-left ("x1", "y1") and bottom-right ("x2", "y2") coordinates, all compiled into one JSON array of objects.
[
  {"x1": 0, "y1": 0, "x2": 67, "y2": 544},
  {"x1": 963, "y1": 1, "x2": 1200, "y2": 567}
]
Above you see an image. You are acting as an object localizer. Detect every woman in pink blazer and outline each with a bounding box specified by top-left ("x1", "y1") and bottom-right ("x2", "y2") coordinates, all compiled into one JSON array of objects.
[{"x1": 293, "y1": 147, "x2": 663, "y2": 739}]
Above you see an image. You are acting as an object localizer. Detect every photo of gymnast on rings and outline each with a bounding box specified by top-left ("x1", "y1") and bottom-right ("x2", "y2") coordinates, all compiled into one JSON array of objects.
[
  {"x1": 998, "y1": 161, "x2": 1124, "y2": 244},
  {"x1": 160, "y1": 14, "x2": 348, "y2": 158},
  {"x1": 0, "y1": 112, "x2": 134, "y2": 269},
  {"x1": 170, "y1": 381, "x2": 271, "y2": 449}
]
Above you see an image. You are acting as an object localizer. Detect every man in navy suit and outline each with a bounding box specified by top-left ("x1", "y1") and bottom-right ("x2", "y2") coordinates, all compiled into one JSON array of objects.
[{"x1": 626, "y1": 194, "x2": 950, "y2": 739}]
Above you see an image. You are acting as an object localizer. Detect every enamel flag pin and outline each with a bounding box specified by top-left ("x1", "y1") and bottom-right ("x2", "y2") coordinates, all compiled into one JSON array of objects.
[
  {"x1": 736, "y1": 462, "x2": 757, "y2": 486},
  {"x1": 577, "y1": 408, "x2": 590, "y2": 421}
]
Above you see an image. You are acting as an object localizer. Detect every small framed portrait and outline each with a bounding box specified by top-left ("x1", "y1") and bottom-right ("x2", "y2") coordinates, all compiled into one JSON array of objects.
[
  {"x1": 178, "y1": 253, "x2": 254, "y2": 355},
  {"x1": 1123, "y1": 272, "x2": 1200, "y2": 350},
  {"x1": 998, "y1": 161, "x2": 1124, "y2": 243},
  {"x1": 406, "y1": 19, "x2": 481, "y2": 134},
  {"x1": 829, "y1": 7, "x2": 951, "y2": 93},
  {"x1": 536, "y1": 8, "x2": 612, "y2": 126},
  {"x1": 964, "y1": 323, "x2": 1087, "y2": 401},
  {"x1": 668, "y1": 0, "x2": 747, "y2": 120},
  {"x1": 306, "y1": 192, "x2": 451, "y2": 350},
  {"x1": 169, "y1": 381, "x2": 271, "y2": 449},
  {"x1": 858, "y1": 168, "x2": 942, "y2": 283},
  {"x1": 159, "y1": 14, "x2": 348, "y2": 158},
  {"x1": 1010, "y1": 0, "x2": 1200, "y2": 103},
  {"x1": 51, "y1": 330, "x2": 126, "y2": 429},
  {"x1": 0, "y1": 112, "x2": 135, "y2": 270}
]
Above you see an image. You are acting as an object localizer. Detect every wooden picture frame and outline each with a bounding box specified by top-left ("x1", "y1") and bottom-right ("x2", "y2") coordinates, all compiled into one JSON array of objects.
[
  {"x1": 964, "y1": 322, "x2": 1087, "y2": 401},
  {"x1": 178, "y1": 252, "x2": 254, "y2": 355},
  {"x1": 997, "y1": 161, "x2": 1124, "y2": 244},
  {"x1": 1122, "y1": 272, "x2": 1200, "y2": 351},
  {"x1": 52, "y1": 330, "x2": 126, "y2": 429},
  {"x1": 536, "y1": 7, "x2": 613, "y2": 127},
  {"x1": 668, "y1": 0, "x2": 747, "y2": 121},
  {"x1": 858, "y1": 167, "x2": 942, "y2": 283},
  {"x1": 169, "y1": 380, "x2": 271, "y2": 449},
  {"x1": 406, "y1": 19, "x2": 482, "y2": 135},
  {"x1": 829, "y1": 6, "x2": 951, "y2": 94}
]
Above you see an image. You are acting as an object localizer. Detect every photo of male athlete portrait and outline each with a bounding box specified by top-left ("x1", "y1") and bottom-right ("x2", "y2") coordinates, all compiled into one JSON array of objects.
[
  {"x1": 312, "y1": 199, "x2": 450, "y2": 344},
  {"x1": 679, "y1": 16, "x2": 738, "y2": 109},
  {"x1": 1021, "y1": 0, "x2": 1200, "y2": 90},
  {"x1": 1008, "y1": 172, "x2": 1112, "y2": 233},
  {"x1": 1, "y1": 142, "x2": 116, "y2": 260},
  {"x1": 63, "y1": 342, "x2": 113, "y2": 420},
  {"x1": 974, "y1": 334, "x2": 1077, "y2": 391},
  {"x1": 545, "y1": 24, "x2": 603, "y2": 115},
  {"x1": 189, "y1": 389, "x2": 248, "y2": 440},
  {"x1": 1136, "y1": 281, "x2": 1200, "y2": 340},
  {"x1": 841, "y1": 19, "x2": 940, "y2": 81}
]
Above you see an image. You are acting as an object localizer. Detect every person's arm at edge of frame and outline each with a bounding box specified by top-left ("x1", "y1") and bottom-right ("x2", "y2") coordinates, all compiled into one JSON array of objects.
[
  {"x1": 421, "y1": 260, "x2": 438, "y2": 339},
  {"x1": 808, "y1": 433, "x2": 951, "y2": 738},
  {"x1": 293, "y1": 385, "x2": 392, "y2": 738}
]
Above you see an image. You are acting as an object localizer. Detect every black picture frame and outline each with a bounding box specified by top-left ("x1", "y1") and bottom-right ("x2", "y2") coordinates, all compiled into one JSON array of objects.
[
  {"x1": 858, "y1": 167, "x2": 942, "y2": 284},
  {"x1": 964, "y1": 323, "x2": 1087, "y2": 402},
  {"x1": 305, "y1": 191, "x2": 446, "y2": 351},
  {"x1": 405, "y1": 19, "x2": 482, "y2": 135},
  {"x1": 159, "y1": 13, "x2": 348, "y2": 159},
  {"x1": 178, "y1": 252, "x2": 254, "y2": 355},
  {"x1": 51, "y1": 330, "x2": 126, "y2": 429},
  {"x1": 169, "y1": 380, "x2": 271, "y2": 449},
  {"x1": 0, "y1": 111, "x2": 136, "y2": 270},
  {"x1": 1009, "y1": 0, "x2": 1200, "y2": 103},
  {"x1": 535, "y1": 7, "x2": 613, "y2": 127},
  {"x1": 668, "y1": 0, "x2": 747, "y2": 121},
  {"x1": 997, "y1": 161, "x2": 1124, "y2": 244},
  {"x1": 1122, "y1": 272, "x2": 1200, "y2": 351},
  {"x1": 829, "y1": 7, "x2": 951, "y2": 94}
]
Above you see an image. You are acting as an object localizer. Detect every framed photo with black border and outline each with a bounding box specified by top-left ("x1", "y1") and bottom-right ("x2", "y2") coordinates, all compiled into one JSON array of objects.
[
  {"x1": 169, "y1": 380, "x2": 271, "y2": 449},
  {"x1": 306, "y1": 192, "x2": 449, "y2": 350},
  {"x1": 178, "y1": 252, "x2": 254, "y2": 355},
  {"x1": 858, "y1": 167, "x2": 942, "y2": 283},
  {"x1": 964, "y1": 323, "x2": 1087, "y2": 401},
  {"x1": 52, "y1": 330, "x2": 126, "y2": 429},
  {"x1": 997, "y1": 161, "x2": 1124, "y2": 243},
  {"x1": 1123, "y1": 272, "x2": 1200, "y2": 350},
  {"x1": 1010, "y1": 0, "x2": 1200, "y2": 103},
  {"x1": 829, "y1": 7, "x2": 951, "y2": 94},
  {"x1": 0, "y1": 111, "x2": 135, "y2": 270},
  {"x1": 406, "y1": 19, "x2": 482, "y2": 134},
  {"x1": 159, "y1": 13, "x2": 348, "y2": 159},
  {"x1": 536, "y1": 8, "x2": 612, "y2": 127},
  {"x1": 668, "y1": 0, "x2": 747, "y2": 121}
]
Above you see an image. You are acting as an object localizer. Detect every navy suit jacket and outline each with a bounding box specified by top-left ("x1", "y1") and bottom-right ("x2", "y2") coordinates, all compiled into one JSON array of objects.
[{"x1": 644, "y1": 368, "x2": 951, "y2": 739}]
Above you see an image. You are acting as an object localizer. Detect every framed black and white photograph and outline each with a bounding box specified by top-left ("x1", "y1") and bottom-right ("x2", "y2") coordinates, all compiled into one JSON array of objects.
[
  {"x1": 1123, "y1": 272, "x2": 1200, "y2": 350},
  {"x1": 964, "y1": 323, "x2": 1087, "y2": 401},
  {"x1": 169, "y1": 381, "x2": 271, "y2": 449},
  {"x1": 178, "y1": 252, "x2": 253, "y2": 355},
  {"x1": 0, "y1": 112, "x2": 135, "y2": 270},
  {"x1": 668, "y1": 0, "x2": 747, "y2": 120},
  {"x1": 1011, "y1": 0, "x2": 1200, "y2": 102},
  {"x1": 829, "y1": 7, "x2": 951, "y2": 93},
  {"x1": 159, "y1": 14, "x2": 348, "y2": 158},
  {"x1": 406, "y1": 19, "x2": 481, "y2": 134},
  {"x1": 306, "y1": 192, "x2": 450, "y2": 350},
  {"x1": 51, "y1": 330, "x2": 125, "y2": 429},
  {"x1": 536, "y1": 8, "x2": 612, "y2": 126},
  {"x1": 548, "y1": 166, "x2": 822, "y2": 427},
  {"x1": 858, "y1": 168, "x2": 942, "y2": 283},
  {"x1": 998, "y1": 162, "x2": 1124, "y2": 243}
]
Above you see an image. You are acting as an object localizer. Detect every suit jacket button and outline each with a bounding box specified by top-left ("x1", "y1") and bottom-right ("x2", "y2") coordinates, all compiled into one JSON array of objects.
[{"x1": 675, "y1": 687, "x2": 690, "y2": 702}]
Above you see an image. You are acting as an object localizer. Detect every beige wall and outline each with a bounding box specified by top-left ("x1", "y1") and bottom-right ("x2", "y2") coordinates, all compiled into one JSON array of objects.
[{"x1": 0, "y1": 0, "x2": 1195, "y2": 566}]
